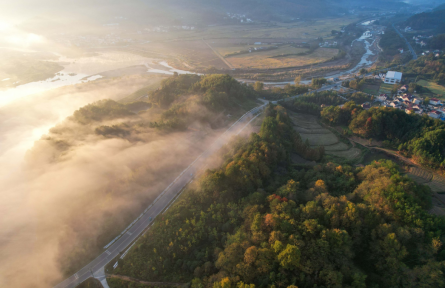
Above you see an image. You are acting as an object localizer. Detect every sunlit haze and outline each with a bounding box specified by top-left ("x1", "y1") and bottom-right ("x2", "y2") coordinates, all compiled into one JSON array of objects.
[{"x1": 1, "y1": 0, "x2": 445, "y2": 288}]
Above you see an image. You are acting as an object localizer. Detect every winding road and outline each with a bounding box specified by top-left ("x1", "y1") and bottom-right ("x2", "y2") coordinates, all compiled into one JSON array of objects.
[
  {"x1": 53, "y1": 105, "x2": 266, "y2": 288},
  {"x1": 53, "y1": 79, "x2": 340, "y2": 288},
  {"x1": 392, "y1": 23, "x2": 417, "y2": 60}
]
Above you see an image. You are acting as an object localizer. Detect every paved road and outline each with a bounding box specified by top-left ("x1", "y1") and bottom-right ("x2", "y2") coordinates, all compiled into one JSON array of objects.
[
  {"x1": 54, "y1": 81, "x2": 339, "y2": 288},
  {"x1": 53, "y1": 105, "x2": 266, "y2": 288},
  {"x1": 392, "y1": 23, "x2": 417, "y2": 60}
]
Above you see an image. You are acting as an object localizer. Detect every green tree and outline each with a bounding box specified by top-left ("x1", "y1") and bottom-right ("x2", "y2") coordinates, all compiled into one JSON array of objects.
[
  {"x1": 277, "y1": 244, "x2": 300, "y2": 269},
  {"x1": 254, "y1": 81, "x2": 264, "y2": 91}
]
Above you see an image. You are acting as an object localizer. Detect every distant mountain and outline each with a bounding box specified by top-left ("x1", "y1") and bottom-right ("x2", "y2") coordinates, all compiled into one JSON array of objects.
[{"x1": 404, "y1": 8, "x2": 445, "y2": 32}]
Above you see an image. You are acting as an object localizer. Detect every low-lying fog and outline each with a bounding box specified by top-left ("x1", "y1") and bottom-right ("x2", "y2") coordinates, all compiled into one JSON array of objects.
[{"x1": 0, "y1": 72, "x2": 179, "y2": 287}]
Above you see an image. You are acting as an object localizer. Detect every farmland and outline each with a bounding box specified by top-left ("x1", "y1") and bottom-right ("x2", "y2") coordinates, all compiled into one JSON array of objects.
[
  {"x1": 407, "y1": 166, "x2": 445, "y2": 215},
  {"x1": 226, "y1": 47, "x2": 339, "y2": 69},
  {"x1": 417, "y1": 80, "x2": 445, "y2": 99},
  {"x1": 361, "y1": 83, "x2": 381, "y2": 95},
  {"x1": 118, "y1": 16, "x2": 359, "y2": 73},
  {"x1": 143, "y1": 17, "x2": 359, "y2": 42},
  {"x1": 290, "y1": 112, "x2": 361, "y2": 160},
  {"x1": 378, "y1": 83, "x2": 394, "y2": 94}
]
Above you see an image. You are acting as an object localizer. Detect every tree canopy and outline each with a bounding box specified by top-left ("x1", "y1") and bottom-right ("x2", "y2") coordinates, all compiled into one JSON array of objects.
[{"x1": 108, "y1": 105, "x2": 445, "y2": 288}]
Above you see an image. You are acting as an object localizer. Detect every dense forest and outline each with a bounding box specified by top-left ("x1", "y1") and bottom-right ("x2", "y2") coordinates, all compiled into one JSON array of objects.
[
  {"x1": 378, "y1": 27, "x2": 409, "y2": 63},
  {"x1": 321, "y1": 102, "x2": 445, "y2": 169},
  {"x1": 26, "y1": 74, "x2": 265, "y2": 277},
  {"x1": 401, "y1": 53, "x2": 445, "y2": 85},
  {"x1": 280, "y1": 91, "x2": 346, "y2": 116},
  {"x1": 404, "y1": 7, "x2": 445, "y2": 33},
  {"x1": 429, "y1": 34, "x2": 445, "y2": 50},
  {"x1": 280, "y1": 91, "x2": 372, "y2": 117},
  {"x1": 108, "y1": 104, "x2": 445, "y2": 288}
]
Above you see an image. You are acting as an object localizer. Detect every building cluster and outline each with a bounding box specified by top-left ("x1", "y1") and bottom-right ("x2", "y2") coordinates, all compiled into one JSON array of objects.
[
  {"x1": 375, "y1": 85, "x2": 445, "y2": 120},
  {"x1": 421, "y1": 50, "x2": 442, "y2": 57},
  {"x1": 319, "y1": 41, "x2": 338, "y2": 48},
  {"x1": 248, "y1": 45, "x2": 278, "y2": 53},
  {"x1": 225, "y1": 13, "x2": 253, "y2": 23},
  {"x1": 413, "y1": 35, "x2": 433, "y2": 47}
]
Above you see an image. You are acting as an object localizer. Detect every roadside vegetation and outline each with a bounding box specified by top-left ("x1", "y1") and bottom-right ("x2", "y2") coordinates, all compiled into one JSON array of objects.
[
  {"x1": 321, "y1": 102, "x2": 445, "y2": 171},
  {"x1": 26, "y1": 74, "x2": 264, "y2": 278},
  {"x1": 109, "y1": 104, "x2": 445, "y2": 288}
]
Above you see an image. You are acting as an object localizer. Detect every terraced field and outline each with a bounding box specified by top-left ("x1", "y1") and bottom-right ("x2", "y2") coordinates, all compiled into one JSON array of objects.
[
  {"x1": 290, "y1": 112, "x2": 361, "y2": 160},
  {"x1": 407, "y1": 167, "x2": 445, "y2": 193},
  {"x1": 427, "y1": 174, "x2": 445, "y2": 193},
  {"x1": 407, "y1": 167, "x2": 433, "y2": 184}
]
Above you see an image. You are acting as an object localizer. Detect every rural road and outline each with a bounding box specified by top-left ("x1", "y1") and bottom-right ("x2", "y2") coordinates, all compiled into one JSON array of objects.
[
  {"x1": 53, "y1": 104, "x2": 266, "y2": 288},
  {"x1": 392, "y1": 23, "x2": 417, "y2": 60},
  {"x1": 54, "y1": 82, "x2": 338, "y2": 288}
]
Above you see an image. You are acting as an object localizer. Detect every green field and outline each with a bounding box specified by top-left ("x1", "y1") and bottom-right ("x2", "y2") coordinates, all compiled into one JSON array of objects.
[
  {"x1": 362, "y1": 83, "x2": 381, "y2": 95},
  {"x1": 417, "y1": 80, "x2": 445, "y2": 98},
  {"x1": 290, "y1": 112, "x2": 362, "y2": 160},
  {"x1": 378, "y1": 83, "x2": 394, "y2": 94}
]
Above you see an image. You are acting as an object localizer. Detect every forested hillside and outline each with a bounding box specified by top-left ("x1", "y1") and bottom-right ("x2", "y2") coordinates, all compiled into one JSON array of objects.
[
  {"x1": 403, "y1": 7, "x2": 445, "y2": 33},
  {"x1": 25, "y1": 74, "x2": 263, "y2": 277},
  {"x1": 401, "y1": 53, "x2": 445, "y2": 85},
  {"x1": 321, "y1": 102, "x2": 445, "y2": 169},
  {"x1": 379, "y1": 27, "x2": 408, "y2": 57},
  {"x1": 108, "y1": 104, "x2": 445, "y2": 288}
]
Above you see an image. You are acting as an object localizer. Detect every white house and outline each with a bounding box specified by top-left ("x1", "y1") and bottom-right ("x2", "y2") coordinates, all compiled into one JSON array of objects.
[
  {"x1": 430, "y1": 98, "x2": 441, "y2": 105},
  {"x1": 377, "y1": 94, "x2": 387, "y2": 102},
  {"x1": 429, "y1": 110, "x2": 441, "y2": 119},
  {"x1": 384, "y1": 71, "x2": 402, "y2": 84}
]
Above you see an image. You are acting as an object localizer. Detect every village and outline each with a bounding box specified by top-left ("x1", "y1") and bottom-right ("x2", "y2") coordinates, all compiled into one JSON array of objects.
[{"x1": 357, "y1": 70, "x2": 445, "y2": 121}]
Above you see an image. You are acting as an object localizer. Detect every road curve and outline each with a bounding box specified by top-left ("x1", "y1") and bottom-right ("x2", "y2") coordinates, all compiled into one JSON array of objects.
[
  {"x1": 53, "y1": 104, "x2": 266, "y2": 288},
  {"x1": 54, "y1": 82, "x2": 340, "y2": 288},
  {"x1": 392, "y1": 23, "x2": 417, "y2": 60}
]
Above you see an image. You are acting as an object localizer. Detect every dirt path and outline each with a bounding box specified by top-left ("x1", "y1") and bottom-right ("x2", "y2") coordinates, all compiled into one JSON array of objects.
[
  {"x1": 203, "y1": 39, "x2": 233, "y2": 69},
  {"x1": 346, "y1": 134, "x2": 445, "y2": 215}
]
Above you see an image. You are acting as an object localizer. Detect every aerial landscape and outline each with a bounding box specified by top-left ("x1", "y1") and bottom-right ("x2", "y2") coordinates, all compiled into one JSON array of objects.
[{"x1": 1, "y1": 0, "x2": 445, "y2": 287}]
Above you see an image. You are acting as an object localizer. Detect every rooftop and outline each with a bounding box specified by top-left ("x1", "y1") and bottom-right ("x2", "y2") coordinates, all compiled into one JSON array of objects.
[{"x1": 386, "y1": 71, "x2": 402, "y2": 80}]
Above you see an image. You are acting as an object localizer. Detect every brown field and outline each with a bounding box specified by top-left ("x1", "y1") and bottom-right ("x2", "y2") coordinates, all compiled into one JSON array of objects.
[
  {"x1": 294, "y1": 126, "x2": 331, "y2": 134},
  {"x1": 407, "y1": 166, "x2": 445, "y2": 193},
  {"x1": 115, "y1": 16, "x2": 359, "y2": 74},
  {"x1": 140, "y1": 17, "x2": 359, "y2": 42},
  {"x1": 323, "y1": 142, "x2": 350, "y2": 151},
  {"x1": 328, "y1": 148, "x2": 362, "y2": 159},
  {"x1": 123, "y1": 40, "x2": 230, "y2": 70},
  {"x1": 300, "y1": 133, "x2": 339, "y2": 146},
  {"x1": 426, "y1": 174, "x2": 445, "y2": 193},
  {"x1": 407, "y1": 167, "x2": 433, "y2": 184},
  {"x1": 289, "y1": 112, "x2": 361, "y2": 160},
  {"x1": 227, "y1": 47, "x2": 339, "y2": 69}
]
